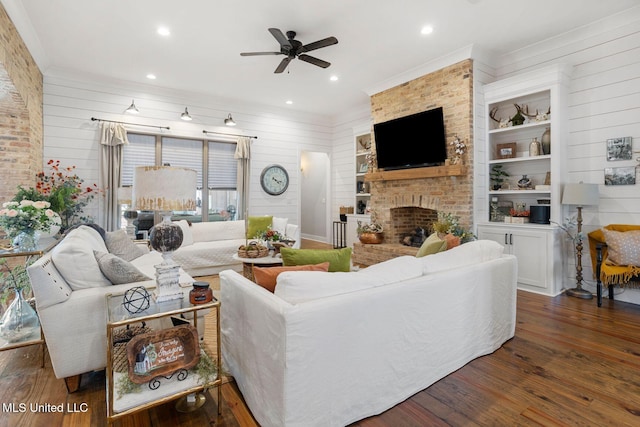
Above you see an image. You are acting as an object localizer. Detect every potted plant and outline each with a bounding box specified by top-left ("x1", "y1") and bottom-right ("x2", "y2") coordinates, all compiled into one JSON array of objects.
[
  {"x1": 490, "y1": 165, "x2": 510, "y2": 190},
  {"x1": 357, "y1": 211, "x2": 384, "y2": 244}
]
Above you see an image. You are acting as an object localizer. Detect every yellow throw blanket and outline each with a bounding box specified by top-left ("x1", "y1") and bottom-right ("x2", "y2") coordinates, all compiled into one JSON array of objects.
[{"x1": 588, "y1": 224, "x2": 640, "y2": 285}]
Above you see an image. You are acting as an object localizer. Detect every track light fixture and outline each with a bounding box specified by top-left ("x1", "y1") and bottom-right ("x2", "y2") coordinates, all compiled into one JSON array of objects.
[
  {"x1": 224, "y1": 113, "x2": 236, "y2": 126},
  {"x1": 181, "y1": 107, "x2": 193, "y2": 121},
  {"x1": 125, "y1": 99, "x2": 139, "y2": 114}
]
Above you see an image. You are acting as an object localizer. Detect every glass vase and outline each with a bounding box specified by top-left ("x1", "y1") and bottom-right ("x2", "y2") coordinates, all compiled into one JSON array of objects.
[
  {"x1": 0, "y1": 288, "x2": 40, "y2": 343},
  {"x1": 12, "y1": 230, "x2": 41, "y2": 252}
]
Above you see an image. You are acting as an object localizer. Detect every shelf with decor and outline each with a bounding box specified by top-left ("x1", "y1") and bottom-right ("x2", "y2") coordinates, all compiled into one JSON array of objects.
[
  {"x1": 355, "y1": 132, "x2": 372, "y2": 215},
  {"x1": 480, "y1": 63, "x2": 572, "y2": 296}
]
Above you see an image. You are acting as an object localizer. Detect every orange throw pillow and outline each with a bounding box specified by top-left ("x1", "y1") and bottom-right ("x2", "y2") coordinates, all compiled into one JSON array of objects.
[
  {"x1": 443, "y1": 233, "x2": 461, "y2": 250},
  {"x1": 253, "y1": 262, "x2": 331, "y2": 292}
]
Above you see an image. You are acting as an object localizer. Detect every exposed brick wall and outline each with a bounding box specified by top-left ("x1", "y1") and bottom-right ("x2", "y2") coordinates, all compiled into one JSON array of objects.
[
  {"x1": 369, "y1": 60, "x2": 473, "y2": 238},
  {"x1": 354, "y1": 60, "x2": 473, "y2": 266},
  {"x1": 0, "y1": 4, "x2": 43, "y2": 203}
]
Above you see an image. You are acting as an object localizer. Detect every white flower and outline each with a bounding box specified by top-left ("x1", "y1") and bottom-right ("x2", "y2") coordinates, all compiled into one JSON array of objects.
[
  {"x1": 19, "y1": 200, "x2": 34, "y2": 207},
  {"x1": 33, "y1": 200, "x2": 50, "y2": 209},
  {"x1": 6, "y1": 209, "x2": 18, "y2": 217},
  {"x1": 2, "y1": 201, "x2": 18, "y2": 208},
  {"x1": 45, "y1": 209, "x2": 55, "y2": 217}
]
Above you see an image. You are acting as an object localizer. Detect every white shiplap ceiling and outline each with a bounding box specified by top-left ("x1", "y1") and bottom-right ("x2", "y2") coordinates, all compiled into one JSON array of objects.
[{"x1": 3, "y1": 0, "x2": 639, "y2": 118}]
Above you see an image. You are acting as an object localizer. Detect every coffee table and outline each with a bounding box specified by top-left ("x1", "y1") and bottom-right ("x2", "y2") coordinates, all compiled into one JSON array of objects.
[{"x1": 232, "y1": 253, "x2": 283, "y2": 281}]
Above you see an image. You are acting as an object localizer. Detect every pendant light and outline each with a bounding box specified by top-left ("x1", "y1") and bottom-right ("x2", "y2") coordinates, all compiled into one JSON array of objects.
[
  {"x1": 181, "y1": 107, "x2": 193, "y2": 121},
  {"x1": 125, "y1": 99, "x2": 139, "y2": 114}
]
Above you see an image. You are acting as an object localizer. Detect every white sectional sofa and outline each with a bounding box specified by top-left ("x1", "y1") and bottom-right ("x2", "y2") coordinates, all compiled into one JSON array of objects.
[
  {"x1": 172, "y1": 219, "x2": 300, "y2": 276},
  {"x1": 220, "y1": 240, "x2": 518, "y2": 427}
]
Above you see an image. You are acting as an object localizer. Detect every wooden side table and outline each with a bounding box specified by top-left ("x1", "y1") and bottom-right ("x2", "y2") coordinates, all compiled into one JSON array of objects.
[{"x1": 232, "y1": 253, "x2": 283, "y2": 281}]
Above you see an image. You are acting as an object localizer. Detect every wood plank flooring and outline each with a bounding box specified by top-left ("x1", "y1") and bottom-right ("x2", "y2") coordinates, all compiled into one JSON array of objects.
[{"x1": 2, "y1": 256, "x2": 640, "y2": 425}]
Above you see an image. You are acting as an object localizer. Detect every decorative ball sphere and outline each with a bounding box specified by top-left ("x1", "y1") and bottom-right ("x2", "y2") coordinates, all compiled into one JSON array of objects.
[
  {"x1": 122, "y1": 286, "x2": 151, "y2": 314},
  {"x1": 149, "y1": 221, "x2": 183, "y2": 252}
]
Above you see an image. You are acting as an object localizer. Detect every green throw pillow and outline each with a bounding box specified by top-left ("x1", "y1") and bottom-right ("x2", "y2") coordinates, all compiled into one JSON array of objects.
[
  {"x1": 416, "y1": 232, "x2": 448, "y2": 258},
  {"x1": 280, "y1": 247, "x2": 352, "y2": 272},
  {"x1": 247, "y1": 215, "x2": 273, "y2": 239}
]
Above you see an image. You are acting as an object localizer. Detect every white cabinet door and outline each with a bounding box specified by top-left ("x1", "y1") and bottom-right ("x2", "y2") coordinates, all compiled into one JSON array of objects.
[{"x1": 478, "y1": 225, "x2": 549, "y2": 292}]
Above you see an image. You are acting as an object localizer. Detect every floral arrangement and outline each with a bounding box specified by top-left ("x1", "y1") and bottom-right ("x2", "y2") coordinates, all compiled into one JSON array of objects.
[
  {"x1": 255, "y1": 227, "x2": 285, "y2": 242},
  {"x1": 431, "y1": 212, "x2": 475, "y2": 242},
  {"x1": 0, "y1": 200, "x2": 56, "y2": 239},
  {"x1": 357, "y1": 210, "x2": 383, "y2": 234},
  {"x1": 509, "y1": 208, "x2": 530, "y2": 217},
  {"x1": 12, "y1": 159, "x2": 101, "y2": 232},
  {"x1": 449, "y1": 136, "x2": 466, "y2": 165}
]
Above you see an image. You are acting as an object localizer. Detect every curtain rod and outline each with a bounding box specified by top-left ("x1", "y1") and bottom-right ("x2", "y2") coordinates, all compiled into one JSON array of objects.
[
  {"x1": 202, "y1": 130, "x2": 258, "y2": 139},
  {"x1": 91, "y1": 117, "x2": 170, "y2": 130}
]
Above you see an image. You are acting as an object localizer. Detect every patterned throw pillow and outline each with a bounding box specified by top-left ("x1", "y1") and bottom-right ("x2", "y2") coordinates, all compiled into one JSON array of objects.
[
  {"x1": 105, "y1": 229, "x2": 149, "y2": 262},
  {"x1": 94, "y1": 250, "x2": 151, "y2": 285},
  {"x1": 602, "y1": 229, "x2": 640, "y2": 266}
]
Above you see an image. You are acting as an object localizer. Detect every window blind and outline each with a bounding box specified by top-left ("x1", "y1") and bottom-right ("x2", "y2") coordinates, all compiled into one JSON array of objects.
[
  {"x1": 208, "y1": 141, "x2": 237, "y2": 189},
  {"x1": 161, "y1": 137, "x2": 204, "y2": 188},
  {"x1": 122, "y1": 133, "x2": 156, "y2": 186}
]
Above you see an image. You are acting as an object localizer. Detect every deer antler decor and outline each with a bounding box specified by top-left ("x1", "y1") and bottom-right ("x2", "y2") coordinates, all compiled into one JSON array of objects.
[{"x1": 490, "y1": 107, "x2": 510, "y2": 128}]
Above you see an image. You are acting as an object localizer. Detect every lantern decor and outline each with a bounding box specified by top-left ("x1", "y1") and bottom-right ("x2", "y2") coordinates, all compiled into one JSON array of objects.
[{"x1": 133, "y1": 166, "x2": 197, "y2": 302}]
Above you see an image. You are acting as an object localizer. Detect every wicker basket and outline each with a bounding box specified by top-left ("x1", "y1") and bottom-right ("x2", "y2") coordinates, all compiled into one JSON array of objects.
[
  {"x1": 112, "y1": 324, "x2": 151, "y2": 373},
  {"x1": 238, "y1": 242, "x2": 269, "y2": 258}
]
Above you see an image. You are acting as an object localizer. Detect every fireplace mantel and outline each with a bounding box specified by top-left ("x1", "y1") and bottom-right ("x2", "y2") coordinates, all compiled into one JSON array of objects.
[{"x1": 365, "y1": 164, "x2": 466, "y2": 182}]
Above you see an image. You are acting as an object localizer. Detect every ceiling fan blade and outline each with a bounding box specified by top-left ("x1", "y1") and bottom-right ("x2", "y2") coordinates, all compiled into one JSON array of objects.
[
  {"x1": 268, "y1": 28, "x2": 292, "y2": 50},
  {"x1": 274, "y1": 57, "x2": 293, "y2": 73},
  {"x1": 298, "y1": 54, "x2": 331, "y2": 68},
  {"x1": 302, "y1": 36, "x2": 338, "y2": 53},
  {"x1": 240, "y1": 52, "x2": 282, "y2": 56}
]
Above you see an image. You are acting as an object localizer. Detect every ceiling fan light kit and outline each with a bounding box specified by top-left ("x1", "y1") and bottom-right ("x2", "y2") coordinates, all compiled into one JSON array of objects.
[{"x1": 241, "y1": 28, "x2": 338, "y2": 74}]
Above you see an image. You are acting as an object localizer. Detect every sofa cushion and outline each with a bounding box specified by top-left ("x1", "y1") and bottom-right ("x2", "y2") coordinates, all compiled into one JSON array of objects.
[
  {"x1": 247, "y1": 216, "x2": 273, "y2": 239},
  {"x1": 51, "y1": 226, "x2": 111, "y2": 290},
  {"x1": 191, "y1": 220, "x2": 245, "y2": 243},
  {"x1": 416, "y1": 232, "x2": 447, "y2": 257},
  {"x1": 105, "y1": 229, "x2": 149, "y2": 261},
  {"x1": 253, "y1": 262, "x2": 331, "y2": 292},
  {"x1": 94, "y1": 250, "x2": 151, "y2": 285},
  {"x1": 274, "y1": 270, "x2": 385, "y2": 304},
  {"x1": 176, "y1": 220, "x2": 194, "y2": 247},
  {"x1": 420, "y1": 240, "x2": 505, "y2": 275},
  {"x1": 280, "y1": 247, "x2": 352, "y2": 272},
  {"x1": 602, "y1": 228, "x2": 640, "y2": 266},
  {"x1": 272, "y1": 217, "x2": 288, "y2": 236},
  {"x1": 359, "y1": 256, "x2": 423, "y2": 284}
]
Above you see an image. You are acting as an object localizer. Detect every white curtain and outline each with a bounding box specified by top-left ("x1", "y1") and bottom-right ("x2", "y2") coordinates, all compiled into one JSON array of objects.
[
  {"x1": 235, "y1": 136, "x2": 252, "y2": 219},
  {"x1": 100, "y1": 122, "x2": 129, "y2": 231}
]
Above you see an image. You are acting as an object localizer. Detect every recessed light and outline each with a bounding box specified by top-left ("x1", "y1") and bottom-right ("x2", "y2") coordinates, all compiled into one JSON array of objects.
[
  {"x1": 146, "y1": 74, "x2": 156, "y2": 80},
  {"x1": 285, "y1": 100, "x2": 293, "y2": 105},
  {"x1": 330, "y1": 75, "x2": 339, "y2": 82},
  {"x1": 157, "y1": 27, "x2": 171, "y2": 37},
  {"x1": 421, "y1": 25, "x2": 434, "y2": 35}
]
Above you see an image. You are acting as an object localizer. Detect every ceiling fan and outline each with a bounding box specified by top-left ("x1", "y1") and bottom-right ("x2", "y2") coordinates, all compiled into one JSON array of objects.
[{"x1": 240, "y1": 28, "x2": 338, "y2": 74}]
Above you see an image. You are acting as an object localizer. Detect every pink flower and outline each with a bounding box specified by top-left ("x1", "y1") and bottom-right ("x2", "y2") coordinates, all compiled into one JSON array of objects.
[
  {"x1": 45, "y1": 209, "x2": 55, "y2": 217},
  {"x1": 33, "y1": 200, "x2": 51, "y2": 209},
  {"x1": 19, "y1": 200, "x2": 34, "y2": 207},
  {"x1": 6, "y1": 209, "x2": 18, "y2": 217}
]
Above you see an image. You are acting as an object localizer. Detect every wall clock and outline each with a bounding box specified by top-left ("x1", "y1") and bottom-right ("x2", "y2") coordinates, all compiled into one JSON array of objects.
[{"x1": 260, "y1": 164, "x2": 289, "y2": 196}]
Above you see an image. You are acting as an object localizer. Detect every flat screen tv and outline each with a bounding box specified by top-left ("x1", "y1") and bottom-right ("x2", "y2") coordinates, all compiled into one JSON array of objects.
[{"x1": 373, "y1": 107, "x2": 447, "y2": 170}]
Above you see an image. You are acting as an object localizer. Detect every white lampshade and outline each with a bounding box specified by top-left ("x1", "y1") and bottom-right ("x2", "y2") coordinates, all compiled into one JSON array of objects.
[
  {"x1": 132, "y1": 166, "x2": 197, "y2": 211},
  {"x1": 117, "y1": 186, "x2": 132, "y2": 204},
  {"x1": 562, "y1": 182, "x2": 600, "y2": 207}
]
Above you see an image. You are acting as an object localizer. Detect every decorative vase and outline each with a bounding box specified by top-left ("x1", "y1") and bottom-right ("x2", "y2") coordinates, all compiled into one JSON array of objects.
[
  {"x1": 529, "y1": 137, "x2": 541, "y2": 156},
  {"x1": 517, "y1": 175, "x2": 532, "y2": 189},
  {"x1": 359, "y1": 232, "x2": 384, "y2": 244},
  {"x1": 12, "y1": 230, "x2": 41, "y2": 252},
  {"x1": 0, "y1": 288, "x2": 40, "y2": 343},
  {"x1": 541, "y1": 127, "x2": 551, "y2": 154}
]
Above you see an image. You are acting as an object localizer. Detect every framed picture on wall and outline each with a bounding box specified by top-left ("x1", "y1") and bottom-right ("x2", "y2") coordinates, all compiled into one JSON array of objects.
[
  {"x1": 496, "y1": 142, "x2": 517, "y2": 159},
  {"x1": 606, "y1": 137, "x2": 633, "y2": 161},
  {"x1": 604, "y1": 166, "x2": 636, "y2": 185}
]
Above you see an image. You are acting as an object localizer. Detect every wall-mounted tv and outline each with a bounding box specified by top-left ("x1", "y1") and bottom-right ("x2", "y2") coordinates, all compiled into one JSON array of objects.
[{"x1": 373, "y1": 107, "x2": 447, "y2": 170}]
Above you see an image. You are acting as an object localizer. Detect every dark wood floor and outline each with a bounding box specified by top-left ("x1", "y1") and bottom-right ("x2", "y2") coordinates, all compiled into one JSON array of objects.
[{"x1": 2, "y1": 287, "x2": 640, "y2": 426}]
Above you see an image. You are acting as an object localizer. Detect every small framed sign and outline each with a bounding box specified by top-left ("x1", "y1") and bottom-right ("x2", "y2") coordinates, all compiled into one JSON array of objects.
[
  {"x1": 126, "y1": 324, "x2": 200, "y2": 384},
  {"x1": 496, "y1": 142, "x2": 517, "y2": 159}
]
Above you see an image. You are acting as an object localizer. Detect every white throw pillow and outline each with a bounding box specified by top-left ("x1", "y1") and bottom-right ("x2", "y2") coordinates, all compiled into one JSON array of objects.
[
  {"x1": 359, "y1": 256, "x2": 423, "y2": 284},
  {"x1": 272, "y1": 217, "x2": 288, "y2": 236},
  {"x1": 175, "y1": 220, "x2": 194, "y2": 247},
  {"x1": 51, "y1": 226, "x2": 111, "y2": 290},
  {"x1": 420, "y1": 240, "x2": 505, "y2": 275},
  {"x1": 274, "y1": 271, "x2": 385, "y2": 304}
]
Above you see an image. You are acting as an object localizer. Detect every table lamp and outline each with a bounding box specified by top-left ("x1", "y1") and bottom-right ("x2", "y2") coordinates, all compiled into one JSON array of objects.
[
  {"x1": 117, "y1": 186, "x2": 137, "y2": 238},
  {"x1": 562, "y1": 182, "x2": 600, "y2": 299},
  {"x1": 133, "y1": 166, "x2": 197, "y2": 302}
]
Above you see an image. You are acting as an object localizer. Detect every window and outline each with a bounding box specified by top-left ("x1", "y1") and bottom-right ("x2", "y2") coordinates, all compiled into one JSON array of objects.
[{"x1": 122, "y1": 133, "x2": 238, "y2": 235}]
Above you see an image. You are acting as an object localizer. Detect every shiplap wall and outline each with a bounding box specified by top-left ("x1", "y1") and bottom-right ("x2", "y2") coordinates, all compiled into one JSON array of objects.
[
  {"x1": 493, "y1": 6, "x2": 640, "y2": 302},
  {"x1": 43, "y1": 73, "x2": 333, "y2": 234}
]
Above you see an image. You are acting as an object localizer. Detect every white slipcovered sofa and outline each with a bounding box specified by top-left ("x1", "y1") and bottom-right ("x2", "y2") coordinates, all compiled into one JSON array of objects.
[
  {"x1": 172, "y1": 218, "x2": 300, "y2": 276},
  {"x1": 220, "y1": 240, "x2": 517, "y2": 427}
]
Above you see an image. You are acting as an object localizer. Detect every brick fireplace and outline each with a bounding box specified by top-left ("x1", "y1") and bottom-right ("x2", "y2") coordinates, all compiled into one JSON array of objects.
[{"x1": 353, "y1": 59, "x2": 474, "y2": 266}]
